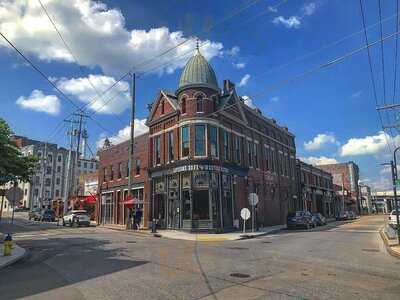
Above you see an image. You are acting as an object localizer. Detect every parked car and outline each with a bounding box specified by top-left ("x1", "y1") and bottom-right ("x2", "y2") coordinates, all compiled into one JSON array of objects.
[
  {"x1": 62, "y1": 210, "x2": 90, "y2": 227},
  {"x1": 28, "y1": 208, "x2": 42, "y2": 221},
  {"x1": 388, "y1": 210, "x2": 399, "y2": 229},
  {"x1": 336, "y1": 211, "x2": 350, "y2": 221},
  {"x1": 287, "y1": 211, "x2": 316, "y2": 229},
  {"x1": 312, "y1": 212, "x2": 327, "y2": 226},
  {"x1": 41, "y1": 209, "x2": 56, "y2": 222}
]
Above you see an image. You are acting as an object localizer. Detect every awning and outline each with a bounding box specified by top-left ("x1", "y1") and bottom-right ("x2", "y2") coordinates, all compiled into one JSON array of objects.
[
  {"x1": 77, "y1": 195, "x2": 97, "y2": 204},
  {"x1": 121, "y1": 196, "x2": 137, "y2": 206}
]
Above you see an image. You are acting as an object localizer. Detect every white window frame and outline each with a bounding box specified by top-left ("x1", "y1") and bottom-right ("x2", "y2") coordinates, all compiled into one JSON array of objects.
[
  {"x1": 180, "y1": 125, "x2": 190, "y2": 159},
  {"x1": 209, "y1": 125, "x2": 219, "y2": 159},
  {"x1": 153, "y1": 136, "x2": 161, "y2": 166},
  {"x1": 194, "y1": 124, "x2": 207, "y2": 158}
]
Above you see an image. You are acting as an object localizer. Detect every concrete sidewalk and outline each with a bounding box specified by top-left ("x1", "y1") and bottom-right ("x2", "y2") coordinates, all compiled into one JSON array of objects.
[
  {"x1": 0, "y1": 243, "x2": 26, "y2": 270},
  {"x1": 379, "y1": 225, "x2": 400, "y2": 259}
]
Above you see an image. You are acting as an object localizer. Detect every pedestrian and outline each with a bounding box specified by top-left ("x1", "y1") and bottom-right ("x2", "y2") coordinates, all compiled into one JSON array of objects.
[
  {"x1": 135, "y1": 208, "x2": 143, "y2": 230},
  {"x1": 126, "y1": 208, "x2": 132, "y2": 229}
]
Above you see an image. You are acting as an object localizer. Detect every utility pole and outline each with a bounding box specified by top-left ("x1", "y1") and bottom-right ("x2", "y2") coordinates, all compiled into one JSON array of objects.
[
  {"x1": 392, "y1": 148, "x2": 400, "y2": 244},
  {"x1": 63, "y1": 118, "x2": 77, "y2": 214},
  {"x1": 128, "y1": 73, "x2": 136, "y2": 197},
  {"x1": 40, "y1": 141, "x2": 48, "y2": 209}
]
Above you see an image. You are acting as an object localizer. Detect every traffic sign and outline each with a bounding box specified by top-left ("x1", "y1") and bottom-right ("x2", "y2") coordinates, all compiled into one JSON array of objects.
[
  {"x1": 240, "y1": 208, "x2": 251, "y2": 220},
  {"x1": 248, "y1": 193, "x2": 259, "y2": 206},
  {"x1": 5, "y1": 186, "x2": 23, "y2": 206}
]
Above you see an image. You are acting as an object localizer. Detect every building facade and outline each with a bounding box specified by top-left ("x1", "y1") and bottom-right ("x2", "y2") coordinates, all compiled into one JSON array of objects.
[
  {"x1": 318, "y1": 162, "x2": 360, "y2": 213},
  {"x1": 295, "y1": 160, "x2": 336, "y2": 217},
  {"x1": 146, "y1": 48, "x2": 297, "y2": 231},
  {"x1": 360, "y1": 185, "x2": 372, "y2": 214},
  {"x1": 98, "y1": 133, "x2": 149, "y2": 228}
]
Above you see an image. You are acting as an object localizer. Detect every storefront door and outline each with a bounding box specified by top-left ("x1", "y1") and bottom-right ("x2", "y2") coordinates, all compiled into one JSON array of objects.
[{"x1": 167, "y1": 198, "x2": 180, "y2": 228}]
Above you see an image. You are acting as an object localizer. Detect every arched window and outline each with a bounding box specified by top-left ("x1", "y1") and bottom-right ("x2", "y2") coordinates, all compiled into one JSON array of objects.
[
  {"x1": 196, "y1": 95, "x2": 203, "y2": 113},
  {"x1": 181, "y1": 97, "x2": 186, "y2": 114}
]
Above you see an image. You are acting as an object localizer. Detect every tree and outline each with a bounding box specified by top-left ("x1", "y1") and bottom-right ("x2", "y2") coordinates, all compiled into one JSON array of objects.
[{"x1": 0, "y1": 118, "x2": 37, "y2": 185}]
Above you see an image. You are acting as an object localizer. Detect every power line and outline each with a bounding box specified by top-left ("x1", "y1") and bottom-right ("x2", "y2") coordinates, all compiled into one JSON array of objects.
[{"x1": 359, "y1": 0, "x2": 393, "y2": 153}]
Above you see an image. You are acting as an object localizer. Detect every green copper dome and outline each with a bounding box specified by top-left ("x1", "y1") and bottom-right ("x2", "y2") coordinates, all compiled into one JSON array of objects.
[{"x1": 178, "y1": 50, "x2": 219, "y2": 91}]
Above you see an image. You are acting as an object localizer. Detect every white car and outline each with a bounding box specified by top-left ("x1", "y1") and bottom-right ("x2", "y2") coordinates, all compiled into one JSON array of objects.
[
  {"x1": 63, "y1": 210, "x2": 90, "y2": 227},
  {"x1": 388, "y1": 210, "x2": 399, "y2": 228}
]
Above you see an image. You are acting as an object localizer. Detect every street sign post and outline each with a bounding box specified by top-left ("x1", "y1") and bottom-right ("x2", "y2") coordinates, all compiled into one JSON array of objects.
[
  {"x1": 5, "y1": 185, "x2": 24, "y2": 224},
  {"x1": 248, "y1": 193, "x2": 259, "y2": 232},
  {"x1": 240, "y1": 208, "x2": 251, "y2": 234}
]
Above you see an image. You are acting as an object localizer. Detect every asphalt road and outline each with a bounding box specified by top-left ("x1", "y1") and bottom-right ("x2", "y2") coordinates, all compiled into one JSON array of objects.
[{"x1": 0, "y1": 214, "x2": 399, "y2": 300}]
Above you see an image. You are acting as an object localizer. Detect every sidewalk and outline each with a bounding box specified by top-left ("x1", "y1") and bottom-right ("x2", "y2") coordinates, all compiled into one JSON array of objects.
[
  {"x1": 0, "y1": 243, "x2": 26, "y2": 270},
  {"x1": 100, "y1": 223, "x2": 285, "y2": 241},
  {"x1": 379, "y1": 225, "x2": 400, "y2": 259}
]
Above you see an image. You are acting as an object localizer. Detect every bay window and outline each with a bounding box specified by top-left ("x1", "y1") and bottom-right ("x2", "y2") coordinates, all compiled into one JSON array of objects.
[
  {"x1": 209, "y1": 126, "x2": 218, "y2": 158},
  {"x1": 195, "y1": 125, "x2": 206, "y2": 156},
  {"x1": 181, "y1": 125, "x2": 189, "y2": 158}
]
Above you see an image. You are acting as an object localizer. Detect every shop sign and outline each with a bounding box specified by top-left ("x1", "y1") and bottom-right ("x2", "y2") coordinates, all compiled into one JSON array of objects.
[
  {"x1": 173, "y1": 164, "x2": 228, "y2": 173},
  {"x1": 193, "y1": 171, "x2": 209, "y2": 188}
]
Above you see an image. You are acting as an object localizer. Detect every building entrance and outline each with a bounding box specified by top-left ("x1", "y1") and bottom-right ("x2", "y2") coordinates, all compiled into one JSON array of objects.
[{"x1": 167, "y1": 198, "x2": 180, "y2": 228}]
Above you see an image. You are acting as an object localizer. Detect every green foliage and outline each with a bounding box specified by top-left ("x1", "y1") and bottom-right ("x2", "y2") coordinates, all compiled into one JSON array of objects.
[{"x1": 0, "y1": 118, "x2": 37, "y2": 185}]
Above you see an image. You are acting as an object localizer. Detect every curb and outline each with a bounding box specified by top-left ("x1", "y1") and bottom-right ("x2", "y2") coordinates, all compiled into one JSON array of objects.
[
  {"x1": 379, "y1": 228, "x2": 400, "y2": 259},
  {"x1": 0, "y1": 245, "x2": 27, "y2": 270},
  {"x1": 237, "y1": 228, "x2": 283, "y2": 240}
]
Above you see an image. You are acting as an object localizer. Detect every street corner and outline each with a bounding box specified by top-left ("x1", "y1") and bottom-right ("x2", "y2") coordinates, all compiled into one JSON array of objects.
[{"x1": 0, "y1": 243, "x2": 27, "y2": 270}]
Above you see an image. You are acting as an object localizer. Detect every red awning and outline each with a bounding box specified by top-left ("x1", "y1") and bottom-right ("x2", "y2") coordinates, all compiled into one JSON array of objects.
[
  {"x1": 121, "y1": 196, "x2": 137, "y2": 206},
  {"x1": 85, "y1": 195, "x2": 97, "y2": 204}
]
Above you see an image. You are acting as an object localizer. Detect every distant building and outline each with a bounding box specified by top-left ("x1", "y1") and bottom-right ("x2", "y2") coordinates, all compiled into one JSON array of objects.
[
  {"x1": 359, "y1": 185, "x2": 372, "y2": 214},
  {"x1": 318, "y1": 162, "x2": 360, "y2": 213},
  {"x1": 295, "y1": 160, "x2": 337, "y2": 217}
]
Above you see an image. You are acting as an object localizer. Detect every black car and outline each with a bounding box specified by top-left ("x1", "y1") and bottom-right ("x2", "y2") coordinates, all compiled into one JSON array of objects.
[
  {"x1": 287, "y1": 211, "x2": 316, "y2": 229},
  {"x1": 41, "y1": 209, "x2": 56, "y2": 222},
  {"x1": 312, "y1": 213, "x2": 326, "y2": 226}
]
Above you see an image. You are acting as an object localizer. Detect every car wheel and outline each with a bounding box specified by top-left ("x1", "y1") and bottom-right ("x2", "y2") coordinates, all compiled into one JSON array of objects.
[
  {"x1": 306, "y1": 223, "x2": 310, "y2": 230},
  {"x1": 69, "y1": 220, "x2": 73, "y2": 227},
  {"x1": 62, "y1": 220, "x2": 65, "y2": 226},
  {"x1": 73, "y1": 218, "x2": 79, "y2": 227}
]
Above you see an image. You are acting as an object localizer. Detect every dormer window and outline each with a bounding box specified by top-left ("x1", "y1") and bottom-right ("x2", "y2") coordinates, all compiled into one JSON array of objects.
[
  {"x1": 181, "y1": 98, "x2": 186, "y2": 114},
  {"x1": 196, "y1": 95, "x2": 203, "y2": 113}
]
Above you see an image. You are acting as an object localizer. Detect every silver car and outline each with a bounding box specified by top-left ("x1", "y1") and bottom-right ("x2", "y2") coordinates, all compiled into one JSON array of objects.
[{"x1": 62, "y1": 210, "x2": 90, "y2": 227}]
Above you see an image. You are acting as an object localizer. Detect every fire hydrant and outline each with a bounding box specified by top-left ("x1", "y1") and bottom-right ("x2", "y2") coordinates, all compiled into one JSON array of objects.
[{"x1": 3, "y1": 233, "x2": 13, "y2": 256}]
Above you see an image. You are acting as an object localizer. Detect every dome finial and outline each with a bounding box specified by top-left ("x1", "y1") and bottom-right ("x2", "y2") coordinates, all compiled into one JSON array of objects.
[{"x1": 196, "y1": 37, "x2": 200, "y2": 53}]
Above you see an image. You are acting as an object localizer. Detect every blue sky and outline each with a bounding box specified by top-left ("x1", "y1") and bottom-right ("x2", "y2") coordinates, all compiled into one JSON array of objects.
[{"x1": 1, "y1": 0, "x2": 399, "y2": 191}]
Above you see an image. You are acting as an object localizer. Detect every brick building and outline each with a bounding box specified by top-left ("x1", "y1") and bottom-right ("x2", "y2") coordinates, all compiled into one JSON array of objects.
[
  {"x1": 295, "y1": 160, "x2": 337, "y2": 217},
  {"x1": 98, "y1": 133, "x2": 149, "y2": 227},
  {"x1": 146, "y1": 48, "x2": 297, "y2": 231},
  {"x1": 318, "y1": 162, "x2": 360, "y2": 213}
]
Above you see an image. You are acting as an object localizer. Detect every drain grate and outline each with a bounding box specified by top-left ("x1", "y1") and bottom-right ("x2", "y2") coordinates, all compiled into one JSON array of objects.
[
  {"x1": 230, "y1": 273, "x2": 250, "y2": 278},
  {"x1": 362, "y1": 248, "x2": 379, "y2": 252},
  {"x1": 262, "y1": 241, "x2": 272, "y2": 244},
  {"x1": 126, "y1": 241, "x2": 137, "y2": 244}
]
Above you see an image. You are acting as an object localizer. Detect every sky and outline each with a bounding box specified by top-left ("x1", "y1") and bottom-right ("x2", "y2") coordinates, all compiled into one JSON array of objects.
[{"x1": 1, "y1": 0, "x2": 400, "y2": 191}]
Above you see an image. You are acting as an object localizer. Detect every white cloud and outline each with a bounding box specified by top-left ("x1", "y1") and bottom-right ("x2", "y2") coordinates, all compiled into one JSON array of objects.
[
  {"x1": 16, "y1": 90, "x2": 60, "y2": 115},
  {"x1": 96, "y1": 119, "x2": 148, "y2": 148},
  {"x1": 0, "y1": 0, "x2": 223, "y2": 75},
  {"x1": 350, "y1": 90, "x2": 362, "y2": 98},
  {"x1": 238, "y1": 74, "x2": 250, "y2": 87},
  {"x1": 339, "y1": 131, "x2": 400, "y2": 157},
  {"x1": 56, "y1": 74, "x2": 130, "y2": 114},
  {"x1": 270, "y1": 96, "x2": 279, "y2": 102},
  {"x1": 273, "y1": 16, "x2": 301, "y2": 29},
  {"x1": 268, "y1": 6, "x2": 278, "y2": 13},
  {"x1": 272, "y1": 2, "x2": 318, "y2": 29},
  {"x1": 233, "y1": 62, "x2": 245, "y2": 69},
  {"x1": 226, "y1": 46, "x2": 240, "y2": 56},
  {"x1": 300, "y1": 156, "x2": 338, "y2": 166},
  {"x1": 304, "y1": 133, "x2": 338, "y2": 151},
  {"x1": 242, "y1": 95, "x2": 255, "y2": 108},
  {"x1": 302, "y1": 3, "x2": 317, "y2": 16}
]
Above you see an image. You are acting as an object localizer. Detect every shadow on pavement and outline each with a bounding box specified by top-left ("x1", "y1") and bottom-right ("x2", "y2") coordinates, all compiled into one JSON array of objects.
[{"x1": 0, "y1": 236, "x2": 148, "y2": 300}]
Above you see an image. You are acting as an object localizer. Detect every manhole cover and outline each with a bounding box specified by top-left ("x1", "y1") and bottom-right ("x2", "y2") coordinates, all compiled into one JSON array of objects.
[
  {"x1": 362, "y1": 248, "x2": 379, "y2": 252},
  {"x1": 126, "y1": 241, "x2": 136, "y2": 244},
  {"x1": 230, "y1": 273, "x2": 250, "y2": 278},
  {"x1": 226, "y1": 247, "x2": 248, "y2": 250}
]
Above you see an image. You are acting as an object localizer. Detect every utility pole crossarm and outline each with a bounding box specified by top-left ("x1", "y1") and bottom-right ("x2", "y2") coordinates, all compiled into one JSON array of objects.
[{"x1": 376, "y1": 103, "x2": 400, "y2": 110}]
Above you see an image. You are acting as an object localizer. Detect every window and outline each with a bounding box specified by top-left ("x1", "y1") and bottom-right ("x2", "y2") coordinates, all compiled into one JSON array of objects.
[
  {"x1": 110, "y1": 165, "x2": 114, "y2": 180},
  {"x1": 47, "y1": 154, "x2": 52, "y2": 162},
  {"x1": 57, "y1": 155, "x2": 62, "y2": 162},
  {"x1": 154, "y1": 136, "x2": 161, "y2": 165},
  {"x1": 24, "y1": 189, "x2": 27, "y2": 195},
  {"x1": 103, "y1": 168, "x2": 107, "y2": 182},
  {"x1": 118, "y1": 163, "x2": 122, "y2": 179},
  {"x1": 181, "y1": 125, "x2": 189, "y2": 157},
  {"x1": 247, "y1": 141, "x2": 252, "y2": 167},
  {"x1": 167, "y1": 131, "x2": 174, "y2": 162},
  {"x1": 234, "y1": 136, "x2": 241, "y2": 164},
  {"x1": 196, "y1": 95, "x2": 203, "y2": 112},
  {"x1": 182, "y1": 190, "x2": 191, "y2": 219},
  {"x1": 209, "y1": 126, "x2": 218, "y2": 158},
  {"x1": 193, "y1": 190, "x2": 209, "y2": 220},
  {"x1": 55, "y1": 190, "x2": 59, "y2": 197},
  {"x1": 34, "y1": 189, "x2": 39, "y2": 196},
  {"x1": 84, "y1": 162, "x2": 87, "y2": 168},
  {"x1": 253, "y1": 143, "x2": 259, "y2": 168},
  {"x1": 38, "y1": 151, "x2": 42, "y2": 157},
  {"x1": 45, "y1": 178, "x2": 51, "y2": 186},
  {"x1": 56, "y1": 177, "x2": 60, "y2": 185},
  {"x1": 181, "y1": 97, "x2": 186, "y2": 114},
  {"x1": 126, "y1": 161, "x2": 129, "y2": 177},
  {"x1": 135, "y1": 159, "x2": 141, "y2": 175},
  {"x1": 46, "y1": 166, "x2": 52, "y2": 175},
  {"x1": 35, "y1": 176, "x2": 40, "y2": 185},
  {"x1": 90, "y1": 162, "x2": 93, "y2": 169},
  {"x1": 194, "y1": 125, "x2": 206, "y2": 156},
  {"x1": 56, "y1": 166, "x2": 61, "y2": 173},
  {"x1": 223, "y1": 131, "x2": 230, "y2": 160},
  {"x1": 78, "y1": 161, "x2": 81, "y2": 167}
]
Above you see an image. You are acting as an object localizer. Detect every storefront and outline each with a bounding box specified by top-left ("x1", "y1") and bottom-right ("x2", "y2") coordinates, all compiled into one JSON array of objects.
[{"x1": 150, "y1": 164, "x2": 239, "y2": 231}]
